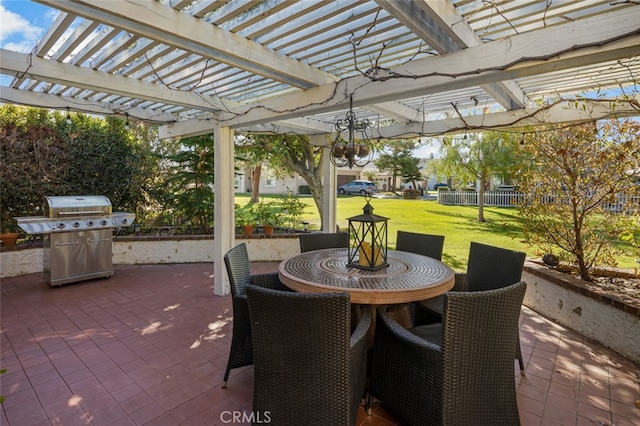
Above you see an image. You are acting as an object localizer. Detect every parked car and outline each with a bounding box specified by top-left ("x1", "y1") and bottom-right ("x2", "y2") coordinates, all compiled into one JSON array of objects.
[
  {"x1": 337, "y1": 180, "x2": 378, "y2": 196},
  {"x1": 433, "y1": 183, "x2": 448, "y2": 190}
]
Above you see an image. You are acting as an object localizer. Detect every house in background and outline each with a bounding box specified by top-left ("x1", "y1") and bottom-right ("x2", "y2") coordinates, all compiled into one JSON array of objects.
[
  {"x1": 234, "y1": 156, "x2": 456, "y2": 196},
  {"x1": 236, "y1": 163, "x2": 381, "y2": 195},
  {"x1": 236, "y1": 164, "x2": 302, "y2": 195}
]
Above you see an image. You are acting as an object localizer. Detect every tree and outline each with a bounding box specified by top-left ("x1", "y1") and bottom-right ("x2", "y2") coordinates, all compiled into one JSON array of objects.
[
  {"x1": 374, "y1": 139, "x2": 420, "y2": 193},
  {"x1": 61, "y1": 112, "x2": 143, "y2": 211},
  {"x1": 439, "y1": 131, "x2": 521, "y2": 222},
  {"x1": 0, "y1": 106, "x2": 69, "y2": 231},
  {"x1": 238, "y1": 134, "x2": 326, "y2": 224},
  {"x1": 517, "y1": 119, "x2": 640, "y2": 281},
  {"x1": 162, "y1": 135, "x2": 215, "y2": 233}
]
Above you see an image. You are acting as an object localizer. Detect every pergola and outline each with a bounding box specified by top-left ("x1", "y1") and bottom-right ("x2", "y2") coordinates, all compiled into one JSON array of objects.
[{"x1": 1, "y1": 0, "x2": 639, "y2": 295}]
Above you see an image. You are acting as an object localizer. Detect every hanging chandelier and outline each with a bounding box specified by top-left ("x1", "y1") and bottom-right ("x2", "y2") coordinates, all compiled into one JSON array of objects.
[{"x1": 330, "y1": 96, "x2": 374, "y2": 169}]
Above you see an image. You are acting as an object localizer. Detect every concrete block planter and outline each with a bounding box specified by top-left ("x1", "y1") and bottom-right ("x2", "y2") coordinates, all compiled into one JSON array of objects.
[
  {"x1": 0, "y1": 234, "x2": 301, "y2": 278},
  {"x1": 522, "y1": 261, "x2": 639, "y2": 363}
]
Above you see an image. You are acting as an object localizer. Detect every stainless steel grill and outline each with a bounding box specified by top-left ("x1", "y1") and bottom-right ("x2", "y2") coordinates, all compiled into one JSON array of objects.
[{"x1": 15, "y1": 195, "x2": 135, "y2": 286}]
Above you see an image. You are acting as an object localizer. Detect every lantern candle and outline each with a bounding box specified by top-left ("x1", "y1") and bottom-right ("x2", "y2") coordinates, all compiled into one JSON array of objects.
[{"x1": 359, "y1": 241, "x2": 383, "y2": 267}]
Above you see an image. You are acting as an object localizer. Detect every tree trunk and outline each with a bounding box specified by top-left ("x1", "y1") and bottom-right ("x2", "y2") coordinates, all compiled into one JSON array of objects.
[
  {"x1": 304, "y1": 174, "x2": 324, "y2": 227},
  {"x1": 573, "y1": 208, "x2": 592, "y2": 281},
  {"x1": 477, "y1": 177, "x2": 486, "y2": 222},
  {"x1": 251, "y1": 164, "x2": 261, "y2": 203}
]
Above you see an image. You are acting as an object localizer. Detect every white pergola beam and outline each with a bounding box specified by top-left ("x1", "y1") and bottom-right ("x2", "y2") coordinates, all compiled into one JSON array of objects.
[
  {"x1": 239, "y1": 117, "x2": 334, "y2": 135},
  {"x1": 0, "y1": 87, "x2": 175, "y2": 122},
  {"x1": 365, "y1": 101, "x2": 421, "y2": 123},
  {"x1": 0, "y1": 49, "x2": 226, "y2": 113},
  {"x1": 370, "y1": 96, "x2": 640, "y2": 139},
  {"x1": 376, "y1": 0, "x2": 527, "y2": 109},
  {"x1": 35, "y1": 0, "x2": 335, "y2": 89},
  {"x1": 159, "y1": 8, "x2": 640, "y2": 137},
  {"x1": 34, "y1": 0, "x2": 420, "y2": 123}
]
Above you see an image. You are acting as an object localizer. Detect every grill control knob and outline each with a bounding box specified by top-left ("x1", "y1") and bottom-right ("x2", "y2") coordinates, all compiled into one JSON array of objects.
[
  {"x1": 73, "y1": 222, "x2": 80, "y2": 228},
  {"x1": 121, "y1": 219, "x2": 129, "y2": 225},
  {"x1": 87, "y1": 221, "x2": 94, "y2": 227},
  {"x1": 101, "y1": 220, "x2": 108, "y2": 226},
  {"x1": 58, "y1": 223, "x2": 66, "y2": 229}
]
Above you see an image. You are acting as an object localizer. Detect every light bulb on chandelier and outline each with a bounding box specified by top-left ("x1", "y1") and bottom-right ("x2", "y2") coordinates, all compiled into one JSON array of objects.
[{"x1": 330, "y1": 96, "x2": 374, "y2": 169}]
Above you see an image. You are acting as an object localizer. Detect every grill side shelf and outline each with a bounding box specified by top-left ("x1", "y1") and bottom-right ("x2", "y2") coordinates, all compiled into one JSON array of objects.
[{"x1": 14, "y1": 216, "x2": 52, "y2": 234}]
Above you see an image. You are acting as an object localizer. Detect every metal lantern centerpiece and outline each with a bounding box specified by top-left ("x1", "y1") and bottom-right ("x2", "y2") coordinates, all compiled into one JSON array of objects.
[
  {"x1": 347, "y1": 196, "x2": 388, "y2": 271},
  {"x1": 330, "y1": 96, "x2": 374, "y2": 169}
]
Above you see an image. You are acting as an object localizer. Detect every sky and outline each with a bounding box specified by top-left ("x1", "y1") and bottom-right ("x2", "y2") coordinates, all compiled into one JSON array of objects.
[
  {"x1": 0, "y1": 0, "x2": 56, "y2": 53},
  {"x1": 0, "y1": 0, "x2": 57, "y2": 88}
]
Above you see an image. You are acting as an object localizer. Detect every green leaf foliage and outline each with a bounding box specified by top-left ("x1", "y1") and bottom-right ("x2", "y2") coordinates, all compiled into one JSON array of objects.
[
  {"x1": 163, "y1": 135, "x2": 215, "y2": 233},
  {"x1": 0, "y1": 105, "x2": 158, "y2": 232},
  {"x1": 517, "y1": 119, "x2": 640, "y2": 281}
]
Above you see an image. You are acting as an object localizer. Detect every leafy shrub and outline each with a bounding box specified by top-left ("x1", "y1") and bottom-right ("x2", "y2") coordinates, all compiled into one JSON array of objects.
[{"x1": 402, "y1": 189, "x2": 421, "y2": 199}]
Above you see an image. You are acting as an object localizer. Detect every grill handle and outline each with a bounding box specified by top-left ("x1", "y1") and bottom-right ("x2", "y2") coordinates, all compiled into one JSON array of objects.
[
  {"x1": 55, "y1": 241, "x2": 80, "y2": 247},
  {"x1": 57, "y1": 211, "x2": 109, "y2": 216}
]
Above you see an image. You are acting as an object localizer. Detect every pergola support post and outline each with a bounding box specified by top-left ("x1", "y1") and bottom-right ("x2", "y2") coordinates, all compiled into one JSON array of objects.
[{"x1": 214, "y1": 126, "x2": 235, "y2": 296}]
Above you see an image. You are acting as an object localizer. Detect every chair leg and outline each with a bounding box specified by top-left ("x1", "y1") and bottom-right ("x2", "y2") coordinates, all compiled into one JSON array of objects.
[
  {"x1": 222, "y1": 365, "x2": 231, "y2": 388},
  {"x1": 516, "y1": 337, "x2": 525, "y2": 375}
]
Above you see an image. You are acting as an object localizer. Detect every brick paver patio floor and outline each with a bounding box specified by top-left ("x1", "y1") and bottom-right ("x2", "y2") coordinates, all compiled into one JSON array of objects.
[{"x1": 1, "y1": 263, "x2": 639, "y2": 425}]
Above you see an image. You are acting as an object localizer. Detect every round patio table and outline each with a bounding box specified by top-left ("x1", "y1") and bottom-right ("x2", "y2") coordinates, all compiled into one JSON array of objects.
[{"x1": 279, "y1": 248, "x2": 455, "y2": 326}]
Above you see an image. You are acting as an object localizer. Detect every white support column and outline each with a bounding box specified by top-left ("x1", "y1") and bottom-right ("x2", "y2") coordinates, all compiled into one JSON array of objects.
[
  {"x1": 214, "y1": 126, "x2": 235, "y2": 296},
  {"x1": 311, "y1": 134, "x2": 337, "y2": 233}
]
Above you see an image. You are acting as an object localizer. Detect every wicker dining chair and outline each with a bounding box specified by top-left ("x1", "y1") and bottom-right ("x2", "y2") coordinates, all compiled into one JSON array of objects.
[
  {"x1": 299, "y1": 231, "x2": 350, "y2": 252},
  {"x1": 417, "y1": 241, "x2": 527, "y2": 372},
  {"x1": 371, "y1": 281, "x2": 527, "y2": 426},
  {"x1": 396, "y1": 230, "x2": 445, "y2": 260},
  {"x1": 221, "y1": 243, "x2": 289, "y2": 388},
  {"x1": 246, "y1": 284, "x2": 371, "y2": 426}
]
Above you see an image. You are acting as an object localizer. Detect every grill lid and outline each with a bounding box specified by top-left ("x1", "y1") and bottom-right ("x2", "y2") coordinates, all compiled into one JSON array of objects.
[{"x1": 46, "y1": 195, "x2": 112, "y2": 217}]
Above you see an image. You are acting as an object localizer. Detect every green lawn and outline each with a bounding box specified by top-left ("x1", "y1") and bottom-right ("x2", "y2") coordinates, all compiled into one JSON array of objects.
[{"x1": 235, "y1": 193, "x2": 637, "y2": 271}]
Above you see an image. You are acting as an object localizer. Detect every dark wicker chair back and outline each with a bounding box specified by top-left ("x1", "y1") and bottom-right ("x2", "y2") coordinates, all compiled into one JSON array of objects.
[
  {"x1": 371, "y1": 281, "x2": 527, "y2": 426},
  {"x1": 415, "y1": 241, "x2": 527, "y2": 372},
  {"x1": 440, "y1": 281, "x2": 526, "y2": 424},
  {"x1": 246, "y1": 284, "x2": 370, "y2": 426},
  {"x1": 299, "y1": 232, "x2": 349, "y2": 252},
  {"x1": 466, "y1": 242, "x2": 526, "y2": 292},
  {"x1": 221, "y1": 243, "x2": 287, "y2": 388},
  {"x1": 223, "y1": 242, "x2": 252, "y2": 296},
  {"x1": 396, "y1": 230, "x2": 445, "y2": 260}
]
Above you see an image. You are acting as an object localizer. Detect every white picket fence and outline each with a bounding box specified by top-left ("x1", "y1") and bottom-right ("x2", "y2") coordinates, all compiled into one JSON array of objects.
[
  {"x1": 437, "y1": 191, "x2": 640, "y2": 210},
  {"x1": 437, "y1": 191, "x2": 524, "y2": 207}
]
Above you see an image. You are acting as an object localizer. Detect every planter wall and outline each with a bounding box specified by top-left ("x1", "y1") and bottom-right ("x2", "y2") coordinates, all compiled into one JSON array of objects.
[
  {"x1": 1, "y1": 247, "x2": 43, "y2": 277},
  {"x1": 111, "y1": 234, "x2": 300, "y2": 264},
  {"x1": 0, "y1": 234, "x2": 301, "y2": 279},
  {"x1": 522, "y1": 261, "x2": 640, "y2": 363}
]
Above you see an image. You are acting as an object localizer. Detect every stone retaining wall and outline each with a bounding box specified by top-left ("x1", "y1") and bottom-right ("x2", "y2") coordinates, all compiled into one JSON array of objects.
[
  {"x1": 522, "y1": 261, "x2": 639, "y2": 363},
  {"x1": 0, "y1": 234, "x2": 300, "y2": 278}
]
